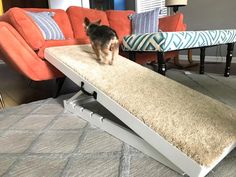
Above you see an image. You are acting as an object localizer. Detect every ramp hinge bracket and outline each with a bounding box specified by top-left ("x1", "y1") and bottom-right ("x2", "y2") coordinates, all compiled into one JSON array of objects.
[{"x1": 80, "y1": 82, "x2": 97, "y2": 99}]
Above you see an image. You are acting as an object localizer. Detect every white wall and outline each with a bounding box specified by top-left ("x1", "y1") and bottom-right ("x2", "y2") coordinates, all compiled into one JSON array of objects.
[{"x1": 181, "y1": 0, "x2": 236, "y2": 56}]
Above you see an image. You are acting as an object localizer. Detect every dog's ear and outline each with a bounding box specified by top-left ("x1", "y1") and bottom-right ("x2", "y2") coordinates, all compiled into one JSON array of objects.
[
  {"x1": 84, "y1": 17, "x2": 90, "y2": 27},
  {"x1": 94, "y1": 19, "x2": 102, "y2": 25}
]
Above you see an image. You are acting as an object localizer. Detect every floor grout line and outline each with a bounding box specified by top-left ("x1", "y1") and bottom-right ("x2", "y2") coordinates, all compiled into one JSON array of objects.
[
  {"x1": 207, "y1": 74, "x2": 236, "y2": 92},
  {"x1": 188, "y1": 73, "x2": 236, "y2": 106},
  {"x1": 23, "y1": 111, "x2": 65, "y2": 154},
  {"x1": 59, "y1": 123, "x2": 89, "y2": 177},
  {"x1": 184, "y1": 73, "x2": 223, "y2": 99},
  {"x1": 1, "y1": 105, "x2": 64, "y2": 177},
  {"x1": 0, "y1": 103, "x2": 48, "y2": 137},
  {"x1": 118, "y1": 143, "x2": 131, "y2": 177}
]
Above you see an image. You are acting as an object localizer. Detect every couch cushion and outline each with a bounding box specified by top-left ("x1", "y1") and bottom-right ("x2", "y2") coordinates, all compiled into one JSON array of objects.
[
  {"x1": 27, "y1": 12, "x2": 65, "y2": 40},
  {"x1": 0, "y1": 8, "x2": 74, "y2": 50},
  {"x1": 0, "y1": 7, "x2": 45, "y2": 50},
  {"x1": 129, "y1": 8, "x2": 160, "y2": 34},
  {"x1": 67, "y1": 6, "x2": 110, "y2": 44},
  {"x1": 26, "y1": 8, "x2": 74, "y2": 40},
  {"x1": 0, "y1": 21, "x2": 63, "y2": 80},
  {"x1": 159, "y1": 12, "x2": 187, "y2": 32},
  {"x1": 106, "y1": 10, "x2": 134, "y2": 43}
]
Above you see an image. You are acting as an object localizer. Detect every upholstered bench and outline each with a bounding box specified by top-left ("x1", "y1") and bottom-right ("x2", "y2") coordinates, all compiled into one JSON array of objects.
[{"x1": 122, "y1": 29, "x2": 236, "y2": 76}]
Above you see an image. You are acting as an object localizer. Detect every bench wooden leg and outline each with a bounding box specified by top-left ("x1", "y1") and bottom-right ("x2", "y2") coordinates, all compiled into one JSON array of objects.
[
  {"x1": 199, "y1": 47, "x2": 206, "y2": 74},
  {"x1": 173, "y1": 49, "x2": 197, "y2": 69},
  {"x1": 188, "y1": 49, "x2": 193, "y2": 64},
  {"x1": 173, "y1": 54, "x2": 182, "y2": 67},
  {"x1": 157, "y1": 52, "x2": 166, "y2": 76},
  {"x1": 128, "y1": 51, "x2": 136, "y2": 62},
  {"x1": 224, "y1": 43, "x2": 234, "y2": 77}
]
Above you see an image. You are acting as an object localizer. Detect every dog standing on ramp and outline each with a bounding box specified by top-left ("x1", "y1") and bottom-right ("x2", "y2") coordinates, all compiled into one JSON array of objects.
[{"x1": 84, "y1": 17, "x2": 119, "y2": 65}]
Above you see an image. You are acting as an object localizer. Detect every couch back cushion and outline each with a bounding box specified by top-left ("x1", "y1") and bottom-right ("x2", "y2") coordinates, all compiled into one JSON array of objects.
[
  {"x1": 0, "y1": 7, "x2": 44, "y2": 50},
  {"x1": 27, "y1": 12, "x2": 65, "y2": 40},
  {"x1": 159, "y1": 12, "x2": 187, "y2": 32},
  {"x1": 0, "y1": 8, "x2": 74, "y2": 50},
  {"x1": 26, "y1": 8, "x2": 74, "y2": 40},
  {"x1": 106, "y1": 10, "x2": 134, "y2": 43},
  {"x1": 67, "y1": 6, "x2": 110, "y2": 44},
  {"x1": 129, "y1": 8, "x2": 160, "y2": 35}
]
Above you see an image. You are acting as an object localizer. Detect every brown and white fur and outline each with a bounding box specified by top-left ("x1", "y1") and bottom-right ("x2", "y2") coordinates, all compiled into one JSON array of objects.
[{"x1": 83, "y1": 17, "x2": 119, "y2": 65}]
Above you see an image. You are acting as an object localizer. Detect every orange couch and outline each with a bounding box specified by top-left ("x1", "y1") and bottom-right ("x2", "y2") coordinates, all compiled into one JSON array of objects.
[{"x1": 0, "y1": 6, "x2": 186, "y2": 81}]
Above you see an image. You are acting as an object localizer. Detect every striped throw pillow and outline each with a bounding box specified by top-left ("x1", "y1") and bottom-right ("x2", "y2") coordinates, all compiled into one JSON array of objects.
[
  {"x1": 27, "y1": 12, "x2": 65, "y2": 40},
  {"x1": 130, "y1": 8, "x2": 160, "y2": 34}
]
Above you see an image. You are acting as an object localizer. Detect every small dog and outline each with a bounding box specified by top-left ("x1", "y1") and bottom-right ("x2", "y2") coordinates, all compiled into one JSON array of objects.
[{"x1": 84, "y1": 17, "x2": 119, "y2": 65}]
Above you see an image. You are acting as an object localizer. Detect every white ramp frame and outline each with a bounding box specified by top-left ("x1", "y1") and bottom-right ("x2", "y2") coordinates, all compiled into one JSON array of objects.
[
  {"x1": 64, "y1": 91, "x2": 184, "y2": 175},
  {"x1": 45, "y1": 52, "x2": 236, "y2": 177}
]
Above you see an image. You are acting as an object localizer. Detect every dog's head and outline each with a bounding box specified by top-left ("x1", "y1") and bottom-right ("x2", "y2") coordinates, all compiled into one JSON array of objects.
[{"x1": 83, "y1": 17, "x2": 101, "y2": 36}]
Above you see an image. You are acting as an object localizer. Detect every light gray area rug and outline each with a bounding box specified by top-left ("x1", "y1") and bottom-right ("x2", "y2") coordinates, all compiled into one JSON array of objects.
[{"x1": 0, "y1": 70, "x2": 236, "y2": 177}]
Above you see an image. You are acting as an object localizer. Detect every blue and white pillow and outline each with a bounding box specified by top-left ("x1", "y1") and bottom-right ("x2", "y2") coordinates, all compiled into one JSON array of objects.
[
  {"x1": 27, "y1": 12, "x2": 65, "y2": 40},
  {"x1": 129, "y1": 8, "x2": 160, "y2": 35}
]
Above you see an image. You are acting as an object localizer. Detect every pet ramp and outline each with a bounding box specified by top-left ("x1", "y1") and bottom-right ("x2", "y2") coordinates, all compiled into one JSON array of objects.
[
  {"x1": 64, "y1": 90, "x2": 184, "y2": 175},
  {"x1": 45, "y1": 45, "x2": 236, "y2": 177}
]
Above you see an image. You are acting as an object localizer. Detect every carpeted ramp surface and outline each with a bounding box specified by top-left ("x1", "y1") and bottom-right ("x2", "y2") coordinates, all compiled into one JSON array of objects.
[{"x1": 45, "y1": 45, "x2": 236, "y2": 167}]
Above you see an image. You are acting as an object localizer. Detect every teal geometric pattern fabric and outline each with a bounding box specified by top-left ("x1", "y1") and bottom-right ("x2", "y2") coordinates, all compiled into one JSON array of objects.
[{"x1": 122, "y1": 29, "x2": 236, "y2": 52}]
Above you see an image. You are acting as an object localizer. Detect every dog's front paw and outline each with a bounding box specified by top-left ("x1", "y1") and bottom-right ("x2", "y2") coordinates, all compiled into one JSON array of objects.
[
  {"x1": 98, "y1": 60, "x2": 105, "y2": 65},
  {"x1": 109, "y1": 60, "x2": 113, "y2": 65}
]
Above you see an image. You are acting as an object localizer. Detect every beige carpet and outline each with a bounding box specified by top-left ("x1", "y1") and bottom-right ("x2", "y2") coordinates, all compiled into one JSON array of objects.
[{"x1": 45, "y1": 45, "x2": 236, "y2": 167}]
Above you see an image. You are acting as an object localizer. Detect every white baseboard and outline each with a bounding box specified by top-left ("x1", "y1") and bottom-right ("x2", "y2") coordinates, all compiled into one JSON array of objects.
[{"x1": 179, "y1": 55, "x2": 236, "y2": 63}]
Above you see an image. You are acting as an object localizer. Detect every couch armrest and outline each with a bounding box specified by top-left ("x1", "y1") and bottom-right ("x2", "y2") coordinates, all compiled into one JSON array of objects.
[
  {"x1": 159, "y1": 12, "x2": 187, "y2": 32},
  {"x1": 0, "y1": 22, "x2": 62, "y2": 81}
]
